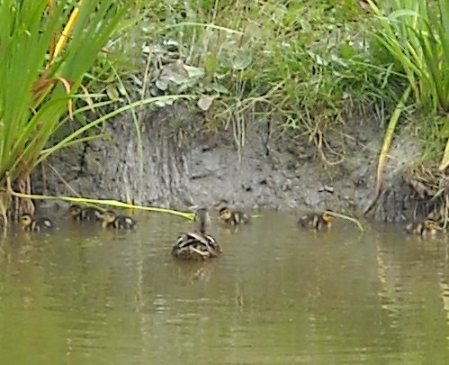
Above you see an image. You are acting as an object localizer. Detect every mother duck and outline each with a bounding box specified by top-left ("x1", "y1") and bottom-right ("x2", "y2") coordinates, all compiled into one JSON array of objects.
[{"x1": 172, "y1": 208, "x2": 222, "y2": 260}]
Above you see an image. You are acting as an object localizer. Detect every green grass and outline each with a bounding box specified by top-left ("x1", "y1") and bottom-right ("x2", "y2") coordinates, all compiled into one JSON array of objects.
[
  {"x1": 100, "y1": 0, "x2": 398, "y2": 146},
  {"x1": 368, "y1": 0, "x2": 449, "y2": 112},
  {"x1": 367, "y1": 0, "x2": 449, "y2": 168},
  {"x1": 0, "y1": 1, "x2": 123, "y2": 187}
]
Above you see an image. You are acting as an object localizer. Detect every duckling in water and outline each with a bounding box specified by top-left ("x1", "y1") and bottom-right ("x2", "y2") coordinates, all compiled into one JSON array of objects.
[
  {"x1": 69, "y1": 204, "x2": 103, "y2": 221},
  {"x1": 405, "y1": 219, "x2": 441, "y2": 237},
  {"x1": 101, "y1": 210, "x2": 136, "y2": 230},
  {"x1": 19, "y1": 213, "x2": 54, "y2": 232},
  {"x1": 298, "y1": 211, "x2": 335, "y2": 230},
  {"x1": 219, "y1": 206, "x2": 250, "y2": 226},
  {"x1": 172, "y1": 208, "x2": 222, "y2": 260}
]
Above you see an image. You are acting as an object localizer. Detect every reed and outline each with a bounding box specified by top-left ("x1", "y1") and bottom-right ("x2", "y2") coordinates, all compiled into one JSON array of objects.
[
  {"x1": 367, "y1": 0, "x2": 449, "y2": 168},
  {"x1": 0, "y1": 1, "x2": 122, "y2": 195}
]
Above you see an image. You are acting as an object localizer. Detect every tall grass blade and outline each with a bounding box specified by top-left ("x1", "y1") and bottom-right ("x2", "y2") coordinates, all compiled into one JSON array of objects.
[
  {"x1": 364, "y1": 85, "x2": 411, "y2": 215},
  {"x1": 6, "y1": 175, "x2": 194, "y2": 220},
  {"x1": 0, "y1": 1, "x2": 124, "y2": 190},
  {"x1": 439, "y1": 130, "x2": 449, "y2": 170}
]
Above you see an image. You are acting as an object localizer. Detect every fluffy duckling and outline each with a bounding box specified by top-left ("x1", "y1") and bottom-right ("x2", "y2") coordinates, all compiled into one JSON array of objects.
[
  {"x1": 19, "y1": 213, "x2": 54, "y2": 232},
  {"x1": 298, "y1": 211, "x2": 335, "y2": 230},
  {"x1": 172, "y1": 208, "x2": 222, "y2": 260},
  {"x1": 101, "y1": 210, "x2": 136, "y2": 230},
  {"x1": 69, "y1": 204, "x2": 103, "y2": 221},
  {"x1": 219, "y1": 206, "x2": 250, "y2": 226},
  {"x1": 405, "y1": 219, "x2": 440, "y2": 237}
]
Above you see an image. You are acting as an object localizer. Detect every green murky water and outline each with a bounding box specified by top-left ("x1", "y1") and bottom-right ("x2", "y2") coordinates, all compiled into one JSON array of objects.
[{"x1": 1, "y1": 212, "x2": 449, "y2": 364}]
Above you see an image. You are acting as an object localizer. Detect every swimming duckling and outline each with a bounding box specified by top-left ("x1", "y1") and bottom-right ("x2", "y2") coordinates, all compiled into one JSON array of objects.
[
  {"x1": 219, "y1": 206, "x2": 250, "y2": 226},
  {"x1": 69, "y1": 204, "x2": 103, "y2": 221},
  {"x1": 101, "y1": 210, "x2": 136, "y2": 230},
  {"x1": 298, "y1": 210, "x2": 335, "y2": 230},
  {"x1": 172, "y1": 208, "x2": 222, "y2": 260},
  {"x1": 19, "y1": 213, "x2": 54, "y2": 232},
  {"x1": 405, "y1": 219, "x2": 440, "y2": 237}
]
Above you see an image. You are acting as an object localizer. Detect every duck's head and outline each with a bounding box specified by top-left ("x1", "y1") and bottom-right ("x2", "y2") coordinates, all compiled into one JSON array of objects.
[
  {"x1": 195, "y1": 207, "x2": 211, "y2": 233},
  {"x1": 19, "y1": 213, "x2": 33, "y2": 227},
  {"x1": 322, "y1": 210, "x2": 335, "y2": 223},
  {"x1": 219, "y1": 207, "x2": 232, "y2": 221},
  {"x1": 102, "y1": 210, "x2": 117, "y2": 223},
  {"x1": 69, "y1": 204, "x2": 82, "y2": 217}
]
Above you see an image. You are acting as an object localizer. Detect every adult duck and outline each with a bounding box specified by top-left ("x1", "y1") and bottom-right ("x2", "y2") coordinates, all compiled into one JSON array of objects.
[{"x1": 172, "y1": 208, "x2": 221, "y2": 260}]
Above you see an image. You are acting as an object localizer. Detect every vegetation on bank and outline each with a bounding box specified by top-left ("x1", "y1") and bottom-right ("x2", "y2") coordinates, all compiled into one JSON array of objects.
[
  {"x1": 0, "y1": 1, "x2": 124, "y2": 219},
  {"x1": 116, "y1": 0, "x2": 397, "y2": 151},
  {"x1": 110, "y1": 0, "x2": 449, "y2": 164},
  {"x1": 0, "y1": 1, "x2": 186, "y2": 221},
  {"x1": 2, "y1": 0, "x2": 449, "y2": 223}
]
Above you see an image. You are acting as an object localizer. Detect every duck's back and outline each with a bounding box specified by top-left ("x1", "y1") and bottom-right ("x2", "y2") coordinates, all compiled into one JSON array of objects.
[{"x1": 172, "y1": 232, "x2": 221, "y2": 260}]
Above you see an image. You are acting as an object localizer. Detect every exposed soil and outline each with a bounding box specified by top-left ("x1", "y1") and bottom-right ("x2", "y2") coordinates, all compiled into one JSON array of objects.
[{"x1": 32, "y1": 104, "x2": 424, "y2": 222}]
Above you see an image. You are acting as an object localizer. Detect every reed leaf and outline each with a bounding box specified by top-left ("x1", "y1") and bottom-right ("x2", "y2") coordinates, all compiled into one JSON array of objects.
[
  {"x1": 0, "y1": 1, "x2": 124, "y2": 187},
  {"x1": 364, "y1": 86, "x2": 411, "y2": 215},
  {"x1": 5, "y1": 175, "x2": 194, "y2": 220},
  {"x1": 367, "y1": 0, "x2": 449, "y2": 171}
]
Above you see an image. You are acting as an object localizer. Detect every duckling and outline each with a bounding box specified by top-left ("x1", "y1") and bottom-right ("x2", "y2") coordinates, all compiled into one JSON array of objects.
[
  {"x1": 219, "y1": 206, "x2": 250, "y2": 226},
  {"x1": 19, "y1": 213, "x2": 54, "y2": 232},
  {"x1": 172, "y1": 208, "x2": 222, "y2": 260},
  {"x1": 405, "y1": 219, "x2": 440, "y2": 237},
  {"x1": 69, "y1": 204, "x2": 103, "y2": 221},
  {"x1": 298, "y1": 210, "x2": 335, "y2": 230},
  {"x1": 101, "y1": 210, "x2": 136, "y2": 229}
]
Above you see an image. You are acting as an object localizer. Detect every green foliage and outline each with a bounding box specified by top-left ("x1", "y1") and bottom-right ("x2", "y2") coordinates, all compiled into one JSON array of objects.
[
  {"x1": 111, "y1": 0, "x2": 396, "y2": 140},
  {"x1": 367, "y1": 0, "x2": 449, "y2": 168},
  {"x1": 368, "y1": 0, "x2": 449, "y2": 113},
  {"x1": 0, "y1": 1, "x2": 123, "y2": 184}
]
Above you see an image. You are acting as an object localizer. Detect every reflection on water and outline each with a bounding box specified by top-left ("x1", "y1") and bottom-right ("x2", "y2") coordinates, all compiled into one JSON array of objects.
[{"x1": 1, "y1": 213, "x2": 449, "y2": 364}]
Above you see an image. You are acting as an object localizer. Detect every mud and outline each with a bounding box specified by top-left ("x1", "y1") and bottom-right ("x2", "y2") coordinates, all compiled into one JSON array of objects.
[{"x1": 32, "y1": 104, "x2": 423, "y2": 222}]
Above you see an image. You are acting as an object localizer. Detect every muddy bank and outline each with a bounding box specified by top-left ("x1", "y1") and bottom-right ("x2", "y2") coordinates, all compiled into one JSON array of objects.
[{"x1": 32, "y1": 104, "x2": 423, "y2": 222}]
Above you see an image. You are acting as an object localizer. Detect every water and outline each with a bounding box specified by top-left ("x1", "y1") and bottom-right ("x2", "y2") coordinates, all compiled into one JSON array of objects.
[{"x1": 1, "y1": 212, "x2": 449, "y2": 364}]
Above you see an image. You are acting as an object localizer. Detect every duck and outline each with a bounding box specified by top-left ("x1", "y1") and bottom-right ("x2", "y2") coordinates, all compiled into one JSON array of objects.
[
  {"x1": 19, "y1": 213, "x2": 54, "y2": 232},
  {"x1": 298, "y1": 210, "x2": 335, "y2": 230},
  {"x1": 69, "y1": 204, "x2": 103, "y2": 221},
  {"x1": 219, "y1": 206, "x2": 250, "y2": 226},
  {"x1": 172, "y1": 208, "x2": 222, "y2": 260},
  {"x1": 101, "y1": 210, "x2": 136, "y2": 229},
  {"x1": 405, "y1": 219, "x2": 440, "y2": 237}
]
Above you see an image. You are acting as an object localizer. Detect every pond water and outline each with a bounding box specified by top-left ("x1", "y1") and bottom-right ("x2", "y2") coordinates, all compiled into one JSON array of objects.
[{"x1": 1, "y1": 212, "x2": 449, "y2": 364}]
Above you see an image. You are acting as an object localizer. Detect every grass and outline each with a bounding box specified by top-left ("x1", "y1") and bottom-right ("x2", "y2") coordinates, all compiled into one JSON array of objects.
[
  {"x1": 6, "y1": 174, "x2": 194, "y2": 220},
  {"x1": 368, "y1": 0, "x2": 449, "y2": 112},
  {"x1": 367, "y1": 0, "x2": 449, "y2": 168},
  {"x1": 364, "y1": 85, "x2": 411, "y2": 215},
  {"x1": 0, "y1": 2, "x2": 192, "y2": 218},
  {"x1": 103, "y1": 0, "x2": 398, "y2": 152},
  {"x1": 80, "y1": 0, "x2": 423, "y2": 177},
  {"x1": 0, "y1": 1, "x2": 124, "y2": 215}
]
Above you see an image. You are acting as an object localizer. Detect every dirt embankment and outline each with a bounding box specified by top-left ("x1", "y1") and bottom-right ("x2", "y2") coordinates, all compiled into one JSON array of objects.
[{"x1": 32, "y1": 104, "x2": 423, "y2": 222}]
